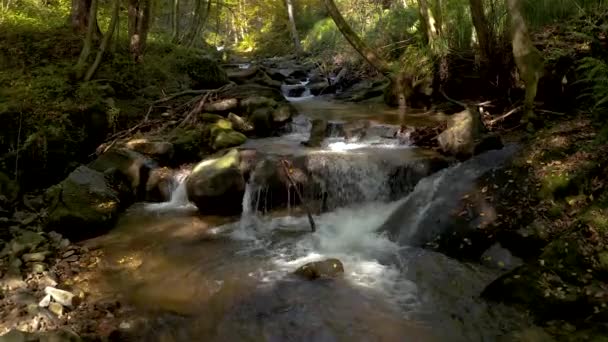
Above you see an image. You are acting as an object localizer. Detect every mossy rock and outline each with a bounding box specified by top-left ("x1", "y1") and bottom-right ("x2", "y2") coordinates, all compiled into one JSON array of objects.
[
  {"x1": 174, "y1": 55, "x2": 229, "y2": 89},
  {"x1": 169, "y1": 126, "x2": 207, "y2": 163},
  {"x1": 200, "y1": 113, "x2": 225, "y2": 123},
  {"x1": 249, "y1": 108, "x2": 274, "y2": 137},
  {"x1": 206, "y1": 119, "x2": 246, "y2": 150},
  {"x1": 294, "y1": 258, "x2": 345, "y2": 280}
]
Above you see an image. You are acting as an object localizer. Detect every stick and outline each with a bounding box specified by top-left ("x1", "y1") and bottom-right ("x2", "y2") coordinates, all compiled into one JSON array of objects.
[
  {"x1": 153, "y1": 89, "x2": 208, "y2": 104},
  {"x1": 281, "y1": 160, "x2": 316, "y2": 233},
  {"x1": 488, "y1": 106, "x2": 523, "y2": 125}
]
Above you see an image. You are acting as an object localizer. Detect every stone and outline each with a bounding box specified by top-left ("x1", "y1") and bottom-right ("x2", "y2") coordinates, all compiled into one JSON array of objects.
[
  {"x1": 31, "y1": 263, "x2": 46, "y2": 273},
  {"x1": 0, "y1": 329, "x2": 37, "y2": 342},
  {"x1": 186, "y1": 149, "x2": 246, "y2": 215},
  {"x1": 125, "y1": 139, "x2": 174, "y2": 161},
  {"x1": 22, "y1": 252, "x2": 47, "y2": 262},
  {"x1": 302, "y1": 119, "x2": 327, "y2": 147},
  {"x1": 227, "y1": 113, "x2": 254, "y2": 133},
  {"x1": 44, "y1": 287, "x2": 75, "y2": 307},
  {"x1": 39, "y1": 294, "x2": 51, "y2": 307},
  {"x1": 39, "y1": 329, "x2": 81, "y2": 342},
  {"x1": 88, "y1": 148, "x2": 156, "y2": 199},
  {"x1": 249, "y1": 107, "x2": 274, "y2": 137},
  {"x1": 63, "y1": 255, "x2": 78, "y2": 263},
  {"x1": 62, "y1": 250, "x2": 75, "y2": 258},
  {"x1": 481, "y1": 243, "x2": 523, "y2": 271},
  {"x1": 272, "y1": 104, "x2": 295, "y2": 124},
  {"x1": 145, "y1": 167, "x2": 175, "y2": 202},
  {"x1": 437, "y1": 108, "x2": 486, "y2": 159},
  {"x1": 45, "y1": 166, "x2": 121, "y2": 240},
  {"x1": 1, "y1": 274, "x2": 26, "y2": 291},
  {"x1": 9, "y1": 231, "x2": 45, "y2": 255},
  {"x1": 308, "y1": 80, "x2": 333, "y2": 96},
  {"x1": 294, "y1": 258, "x2": 344, "y2": 280},
  {"x1": 212, "y1": 130, "x2": 247, "y2": 151},
  {"x1": 48, "y1": 302, "x2": 63, "y2": 317}
]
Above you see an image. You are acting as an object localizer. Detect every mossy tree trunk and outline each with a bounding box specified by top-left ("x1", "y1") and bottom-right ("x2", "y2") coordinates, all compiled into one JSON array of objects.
[
  {"x1": 507, "y1": 0, "x2": 544, "y2": 125},
  {"x1": 468, "y1": 0, "x2": 493, "y2": 64},
  {"x1": 128, "y1": 0, "x2": 151, "y2": 62},
  {"x1": 417, "y1": 0, "x2": 437, "y2": 47},
  {"x1": 171, "y1": 0, "x2": 180, "y2": 42},
  {"x1": 185, "y1": 0, "x2": 212, "y2": 47}
]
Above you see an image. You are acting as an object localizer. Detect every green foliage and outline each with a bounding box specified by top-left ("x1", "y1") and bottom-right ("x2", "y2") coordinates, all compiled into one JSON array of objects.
[{"x1": 576, "y1": 57, "x2": 608, "y2": 120}]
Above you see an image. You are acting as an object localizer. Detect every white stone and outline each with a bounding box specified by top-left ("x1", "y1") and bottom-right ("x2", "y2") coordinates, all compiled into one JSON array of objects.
[
  {"x1": 38, "y1": 294, "x2": 51, "y2": 307},
  {"x1": 44, "y1": 286, "x2": 74, "y2": 307}
]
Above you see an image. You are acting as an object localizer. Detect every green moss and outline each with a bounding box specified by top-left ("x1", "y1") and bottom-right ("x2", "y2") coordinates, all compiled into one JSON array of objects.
[{"x1": 539, "y1": 172, "x2": 574, "y2": 199}]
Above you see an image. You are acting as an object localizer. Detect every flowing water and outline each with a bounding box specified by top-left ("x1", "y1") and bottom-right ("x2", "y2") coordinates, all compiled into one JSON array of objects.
[{"x1": 84, "y1": 99, "x2": 534, "y2": 341}]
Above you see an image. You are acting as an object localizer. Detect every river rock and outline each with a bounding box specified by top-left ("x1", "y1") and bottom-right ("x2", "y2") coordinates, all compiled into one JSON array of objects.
[
  {"x1": 302, "y1": 119, "x2": 327, "y2": 147},
  {"x1": 145, "y1": 167, "x2": 174, "y2": 202},
  {"x1": 44, "y1": 287, "x2": 75, "y2": 307},
  {"x1": 271, "y1": 104, "x2": 295, "y2": 124},
  {"x1": 125, "y1": 139, "x2": 174, "y2": 162},
  {"x1": 228, "y1": 113, "x2": 254, "y2": 133},
  {"x1": 186, "y1": 149, "x2": 245, "y2": 215},
  {"x1": 207, "y1": 119, "x2": 247, "y2": 150},
  {"x1": 7, "y1": 231, "x2": 45, "y2": 256},
  {"x1": 46, "y1": 166, "x2": 121, "y2": 240},
  {"x1": 249, "y1": 107, "x2": 274, "y2": 137},
  {"x1": 437, "y1": 108, "x2": 486, "y2": 159},
  {"x1": 21, "y1": 252, "x2": 47, "y2": 262},
  {"x1": 308, "y1": 80, "x2": 334, "y2": 96},
  {"x1": 39, "y1": 294, "x2": 51, "y2": 307},
  {"x1": 169, "y1": 126, "x2": 206, "y2": 163},
  {"x1": 294, "y1": 258, "x2": 345, "y2": 280},
  {"x1": 480, "y1": 243, "x2": 523, "y2": 271},
  {"x1": 89, "y1": 148, "x2": 156, "y2": 200}
]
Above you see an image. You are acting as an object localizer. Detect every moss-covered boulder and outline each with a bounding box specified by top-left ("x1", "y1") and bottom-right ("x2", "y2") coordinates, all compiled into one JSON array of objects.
[
  {"x1": 186, "y1": 149, "x2": 245, "y2": 215},
  {"x1": 169, "y1": 126, "x2": 207, "y2": 163},
  {"x1": 46, "y1": 166, "x2": 122, "y2": 240},
  {"x1": 174, "y1": 55, "x2": 229, "y2": 89},
  {"x1": 205, "y1": 119, "x2": 247, "y2": 150}
]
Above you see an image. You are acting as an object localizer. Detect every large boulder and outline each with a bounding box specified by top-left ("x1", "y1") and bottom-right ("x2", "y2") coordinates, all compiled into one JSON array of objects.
[
  {"x1": 89, "y1": 148, "x2": 156, "y2": 200},
  {"x1": 46, "y1": 166, "x2": 122, "y2": 239},
  {"x1": 186, "y1": 149, "x2": 245, "y2": 215},
  {"x1": 437, "y1": 108, "x2": 486, "y2": 159},
  {"x1": 169, "y1": 126, "x2": 207, "y2": 164}
]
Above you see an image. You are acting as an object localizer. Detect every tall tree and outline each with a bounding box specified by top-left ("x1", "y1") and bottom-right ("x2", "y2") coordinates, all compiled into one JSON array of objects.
[
  {"x1": 507, "y1": 0, "x2": 544, "y2": 124},
  {"x1": 171, "y1": 0, "x2": 180, "y2": 42},
  {"x1": 74, "y1": 0, "x2": 98, "y2": 79},
  {"x1": 128, "y1": 0, "x2": 151, "y2": 62},
  {"x1": 285, "y1": 0, "x2": 302, "y2": 54},
  {"x1": 185, "y1": 0, "x2": 212, "y2": 47},
  {"x1": 85, "y1": 0, "x2": 120, "y2": 81},
  {"x1": 468, "y1": 0, "x2": 493, "y2": 64},
  {"x1": 70, "y1": 0, "x2": 100, "y2": 35},
  {"x1": 417, "y1": 0, "x2": 436, "y2": 46}
]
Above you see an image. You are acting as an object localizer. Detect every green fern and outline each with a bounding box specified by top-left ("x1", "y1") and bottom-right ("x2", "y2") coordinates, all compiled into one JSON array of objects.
[{"x1": 576, "y1": 57, "x2": 608, "y2": 117}]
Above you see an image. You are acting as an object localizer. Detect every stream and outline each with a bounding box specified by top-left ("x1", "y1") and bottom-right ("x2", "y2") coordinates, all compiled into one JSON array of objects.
[{"x1": 83, "y1": 97, "x2": 534, "y2": 341}]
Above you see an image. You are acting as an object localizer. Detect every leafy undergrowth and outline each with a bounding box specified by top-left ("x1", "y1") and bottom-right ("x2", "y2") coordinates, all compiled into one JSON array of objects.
[{"x1": 436, "y1": 114, "x2": 608, "y2": 340}]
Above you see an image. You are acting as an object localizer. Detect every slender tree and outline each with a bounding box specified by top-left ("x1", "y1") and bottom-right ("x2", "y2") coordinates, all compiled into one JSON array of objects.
[
  {"x1": 128, "y1": 0, "x2": 151, "y2": 62},
  {"x1": 84, "y1": 0, "x2": 120, "y2": 81},
  {"x1": 70, "y1": 0, "x2": 99, "y2": 34},
  {"x1": 507, "y1": 0, "x2": 544, "y2": 124},
  {"x1": 468, "y1": 0, "x2": 493, "y2": 64},
  {"x1": 285, "y1": 0, "x2": 302, "y2": 54},
  {"x1": 74, "y1": 0, "x2": 98, "y2": 79},
  {"x1": 171, "y1": 0, "x2": 180, "y2": 42}
]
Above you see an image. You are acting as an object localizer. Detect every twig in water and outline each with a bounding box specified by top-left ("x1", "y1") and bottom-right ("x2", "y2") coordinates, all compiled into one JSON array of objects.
[{"x1": 281, "y1": 160, "x2": 316, "y2": 233}]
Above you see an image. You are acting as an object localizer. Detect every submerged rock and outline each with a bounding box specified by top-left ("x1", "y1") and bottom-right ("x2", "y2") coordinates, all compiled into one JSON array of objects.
[
  {"x1": 294, "y1": 258, "x2": 344, "y2": 280},
  {"x1": 46, "y1": 166, "x2": 121, "y2": 240},
  {"x1": 186, "y1": 149, "x2": 245, "y2": 215},
  {"x1": 302, "y1": 119, "x2": 327, "y2": 147}
]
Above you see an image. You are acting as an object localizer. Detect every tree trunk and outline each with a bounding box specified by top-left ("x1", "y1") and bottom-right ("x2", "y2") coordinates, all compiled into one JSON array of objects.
[
  {"x1": 322, "y1": 0, "x2": 391, "y2": 76},
  {"x1": 74, "y1": 0, "x2": 98, "y2": 79},
  {"x1": 285, "y1": 0, "x2": 302, "y2": 54},
  {"x1": 507, "y1": 0, "x2": 544, "y2": 125},
  {"x1": 432, "y1": 0, "x2": 442, "y2": 36},
  {"x1": 417, "y1": 0, "x2": 436, "y2": 46},
  {"x1": 70, "y1": 0, "x2": 101, "y2": 36},
  {"x1": 468, "y1": 0, "x2": 493, "y2": 64},
  {"x1": 185, "y1": 0, "x2": 212, "y2": 47},
  {"x1": 84, "y1": 0, "x2": 120, "y2": 81},
  {"x1": 128, "y1": 0, "x2": 151, "y2": 62},
  {"x1": 171, "y1": 0, "x2": 179, "y2": 42}
]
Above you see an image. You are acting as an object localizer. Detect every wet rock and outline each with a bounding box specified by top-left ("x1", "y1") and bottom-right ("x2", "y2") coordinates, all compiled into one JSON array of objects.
[
  {"x1": 308, "y1": 80, "x2": 334, "y2": 96},
  {"x1": 169, "y1": 126, "x2": 207, "y2": 163},
  {"x1": 249, "y1": 107, "x2": 274, "y2": 137},
  {"x1": 145, "y1": 167, "x2": 174, "y2": 202},
  {"x1": 272, "y1": 104, "x2": 295, "y2": 124},
  {"x1": 46, "y1": 166, "x2": 121, "y2": 240},
  {"x1": 39, "y1": 294, "x2": 51, "y2": 308},
  {"x1": 44, "y1": 287, "x2": 75, "y2": 307},
  {"x1": 125, "y1": 139, "x2": 174, "y2": 162},
  {"x1": 30, "y1": 263, "x2": 46, "y2": 274},
  {"x1": 228, "y1": 113, "x2": 254, "y2": 133},
  {"x1": 89, "y1": 148, "x2": 156, "y2": 199},
  {"x1": 294, "y1": 258, "x2": 344, "y2": 280},
  {"x1": 186, "y1": 149, "x2": 245, "y2": 215},
  {"x1": 302, "y1": 119, "x2": 327, "y2": 147},
  {"x1": 438, "y1": 108, "x2": 486, "y2": 159}
]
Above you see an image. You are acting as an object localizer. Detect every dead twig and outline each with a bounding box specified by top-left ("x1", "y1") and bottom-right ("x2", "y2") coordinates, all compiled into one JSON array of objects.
[
  {"x1": 280, "y1": 159, "x2": 316, "y2": 233},
  {"x1": 488, "y1": 105, "x2": 523, "y2": 125},
  {"x1": 153, "y1": 89, "x2": 208, "y2": 105}
]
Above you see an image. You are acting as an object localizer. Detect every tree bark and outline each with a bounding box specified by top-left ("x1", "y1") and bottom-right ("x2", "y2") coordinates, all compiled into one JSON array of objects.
[
  {"x1": 322, "y1": 0, "x2": 391, "y2": 76},
  {"x1": 507, "y1": 0, "x2": 544, "y2": 124},
  {"x1": 70, "y1": 0, "x2": 101, "y2": 36},
  {"x1": 285, "y1": 0, "x2": 302, "y2": 54},
  {"x1": 84, "y1": 0, "x2": 120, "y2": 81},
  {"x1": 417, "y1": 0, "x2": 435, "y2": 46},
  {"x1": 468, "y1": 0, "x2": 493, "y2": 64},
  {"x1": 432, "y1": 0, "x2": 442, "y2": 36},
  {"x1": 171, "y1": 0, "x2": 179, "y2": 42},
  {"x1": 128, "y1": 0, "x2": 151, "y2": 62},
  {"x1": 74, "y1": 0, "x2": 98, "y2": 79},
  {"x1": 185, "y1": 0, "x2": 212, "y2": 47}
]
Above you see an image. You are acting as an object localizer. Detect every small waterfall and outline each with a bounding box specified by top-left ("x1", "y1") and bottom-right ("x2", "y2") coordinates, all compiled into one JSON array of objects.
[
  {"x1": 378, "y1": 145, "x2": 518, "y2": 246},
  {"x1": 144, "y1": 168, "x2": 194, "y2": 211},
  {"x1": 231, "y1": 171, "x2": 263, "y2": 240}
]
